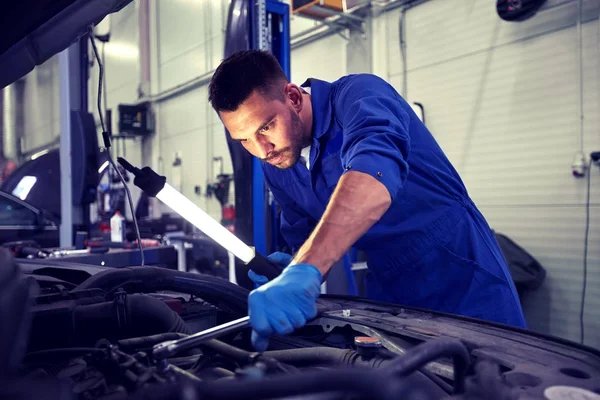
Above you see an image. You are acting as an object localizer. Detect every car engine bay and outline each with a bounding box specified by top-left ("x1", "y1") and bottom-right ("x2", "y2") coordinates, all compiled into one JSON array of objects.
[{"x1": 1, "y1": 250, "x2": 599, "y2": 400}]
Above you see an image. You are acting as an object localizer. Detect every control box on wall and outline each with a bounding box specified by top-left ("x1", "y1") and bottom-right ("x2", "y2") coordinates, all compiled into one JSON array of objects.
[{"x1": 118, "y1": 102, "x2": 154, "y2": 136}]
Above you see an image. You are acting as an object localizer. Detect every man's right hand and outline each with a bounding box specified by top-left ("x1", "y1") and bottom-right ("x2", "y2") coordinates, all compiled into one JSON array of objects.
[
  {"x1": 248, "y1": 252, "x2": 292, "y2": 287},
  {"x1": 248, "y1": 263, "x2": 323, "y2": 352}
]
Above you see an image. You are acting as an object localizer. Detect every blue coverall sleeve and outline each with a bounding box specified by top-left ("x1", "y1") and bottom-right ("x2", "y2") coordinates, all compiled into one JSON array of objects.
[{"x1": 334, "y1": 74, "x2": 411, "y2": 201}]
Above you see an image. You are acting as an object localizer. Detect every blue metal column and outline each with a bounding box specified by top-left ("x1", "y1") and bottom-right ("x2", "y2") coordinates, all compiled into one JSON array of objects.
[
  {"x1": 251, "y1": 0, "x2": 290, "y2": 256},
  {"x1": 250, "y1": 0, "x2": 268, "y2": 256}
]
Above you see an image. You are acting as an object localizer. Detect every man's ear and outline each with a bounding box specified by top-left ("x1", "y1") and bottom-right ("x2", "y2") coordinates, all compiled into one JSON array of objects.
[{"x1": 285, "y1": 83, "x2": 303, "y2": 112}]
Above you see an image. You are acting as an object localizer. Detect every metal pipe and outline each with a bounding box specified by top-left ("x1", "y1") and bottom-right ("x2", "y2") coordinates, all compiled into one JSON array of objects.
[
  {"x1": 1, "y1": 87, "x2": 16, "y2": 160},
  {"x1": 577, "y1": 0, "x2": 584, "y2": 153},
  {"x1": 399, "y1": 8, "x2": 408, "y2": 99},
  {"x1": 135, "y1": 71, "x2": 214, "y2": 105},
  {"x1": 0, "y1": 89, "x2": 3, "y2": 159},
  {"x1": 2, "y1": 81, "x2": 25, "y2": 163},
  {"x1": 291, "y1": 25, "x2": 347, "y2": 49},
  {"x1": 139, "y1": 0, "x2": 151, "y2": 97},
  {"x1": 290, "y1": 23, "x2": 330, "y2": 41}
]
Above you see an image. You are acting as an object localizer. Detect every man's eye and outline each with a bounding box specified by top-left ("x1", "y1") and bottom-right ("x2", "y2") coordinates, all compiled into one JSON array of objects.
[{"x1": 261, "y1": 122, "x2": 273, "y2": 133}]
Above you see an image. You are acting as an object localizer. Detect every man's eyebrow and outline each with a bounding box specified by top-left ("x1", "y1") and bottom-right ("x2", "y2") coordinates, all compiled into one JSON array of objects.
[
  {"x1": 231, "y1": 114, "x2": 276, "y2": 142},
  {"x1": 255, "y1": 114, "x2": 276, "y2": 135}
]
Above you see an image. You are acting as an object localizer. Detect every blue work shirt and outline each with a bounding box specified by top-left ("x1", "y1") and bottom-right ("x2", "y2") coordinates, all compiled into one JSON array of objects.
[{"x1": 261, "y1": 74, "x2": 526, "y2": 328}]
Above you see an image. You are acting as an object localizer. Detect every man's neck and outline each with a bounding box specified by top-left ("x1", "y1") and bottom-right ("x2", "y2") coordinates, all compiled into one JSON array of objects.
[{"x1": 300, "y1": 92, "x2": 314, "y2": 144}]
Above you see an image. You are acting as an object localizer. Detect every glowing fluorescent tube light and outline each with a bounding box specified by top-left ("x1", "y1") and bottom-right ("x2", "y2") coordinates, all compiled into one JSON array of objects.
[
  {"x1": 12, "y1": 176, "x2": 37, "y2": 200},
  {"x1": 116, "y1": 157, "x2": 281, "y2": 280},
  {"x1": 98, "y1": 160, "x2": 109, "y2": 174},
  {"x1": 156, "y1": 183, "x2": 254, "y2": 263}
]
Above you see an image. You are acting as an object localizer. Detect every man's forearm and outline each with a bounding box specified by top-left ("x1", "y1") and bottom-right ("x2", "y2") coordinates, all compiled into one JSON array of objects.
[{"x1": 291, "y1": 171, "x2": 392, "y2": 277}]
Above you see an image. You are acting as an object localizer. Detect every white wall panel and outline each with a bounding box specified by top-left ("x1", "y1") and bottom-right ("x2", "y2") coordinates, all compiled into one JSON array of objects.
[
  {"x1": 87, "y1": 2, "x2": 143, "y2": 218},
  {"x1": 382, "y1": 0, "x2": 600, "y2": 347},
  {"x1": 17, "y1": 55, "x2": 61, "y2": 154},
  {"x1": 102, "y1": 8, "x2": 140, "y2": 92},
  {"x1": 156, "y1": 0, "x2": 229, "y2": 218},
  {"x1": 387, "y1": 0, "x2": 599, "y2": 75},
  {"x1": 291, "y1": 34, "x2": 347, "y2": 84},
  {"x1": 159, "y1": 45, "x2": 209, "y2": 90},
  {"x1": 481, "y1": 205, "x2": 600, "y2": 348},
  {"x1": 157, "y1": 0, "x2": 209, "y2": 66},
  {"x1": 159, "y1": 127, "x2": 223, "y2": 221},
  {"x1": 158, "y1": 86, "x2": 210, "y2": 139}
]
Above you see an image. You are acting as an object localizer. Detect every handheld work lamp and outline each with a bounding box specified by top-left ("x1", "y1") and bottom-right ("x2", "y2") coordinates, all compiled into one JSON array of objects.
[{"x1": 117, "y1": 157, "x2": 281, "y2": 280}]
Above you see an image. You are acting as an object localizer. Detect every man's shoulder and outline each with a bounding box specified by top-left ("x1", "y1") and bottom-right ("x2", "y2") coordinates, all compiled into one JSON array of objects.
[
  {"x1": 332, "y1": 73, "x2": 390, "y2": 88},
  {"x1": 328, "y1": 74, "x2": 400, "y2": 105},
  {"x1": 305, "y1": 73, "x2": 388, "y2": 90}
]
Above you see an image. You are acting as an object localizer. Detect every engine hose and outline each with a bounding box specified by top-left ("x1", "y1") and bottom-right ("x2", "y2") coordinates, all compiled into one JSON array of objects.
[
  {"x1": 202, "y1": 339, "x2": 251, "y2": 362},
  {"x1": 263, "y1": 347, "x2": 390, "y2": 368},
  {"x1": 133, "y1": 368, "x2": 415, "y2": 400},
  {"x1": 195, "y1": 367, "x2": 236, "y2": 380},
  {"x1": 72, "y1": 266, "x2": 249, "y2": 314},
  {"x1": 387, "y1": 337, "x2": 470, "y2": 394},
  {"x1": 203, "y1": 339, "x2": 449, "y2": 393},
  {"x1": 262, "y1": 346, "x2": 450, "y2": 395},
  {"x1": 202, "y1": 340, "x2": 378, "y2": 368},
  {"x1": 73, "y1": 294, "x2": 191, "y2": 345}
]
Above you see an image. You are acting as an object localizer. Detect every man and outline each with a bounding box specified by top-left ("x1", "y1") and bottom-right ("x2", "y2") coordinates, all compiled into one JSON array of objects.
[{"x1": 208, "y1": 50, "x2": 526, "y2": 351}]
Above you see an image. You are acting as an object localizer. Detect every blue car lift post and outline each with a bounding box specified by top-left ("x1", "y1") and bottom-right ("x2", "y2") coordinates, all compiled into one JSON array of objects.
[
  {"x1": 250, "y1": 0, "x2": 290, "y2": 257},
  {"x1": 248, "y1": 1, "x2": 357, "y2": 295}
]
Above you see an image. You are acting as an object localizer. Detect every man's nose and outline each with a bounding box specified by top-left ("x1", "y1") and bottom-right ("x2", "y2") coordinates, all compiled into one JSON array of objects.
[{"x1": 255, "y1": 136, "x2": 274, "y2": 159}]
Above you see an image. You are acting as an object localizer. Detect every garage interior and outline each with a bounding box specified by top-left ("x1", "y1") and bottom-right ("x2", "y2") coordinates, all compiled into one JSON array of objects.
[{"x1": 0, "y1": 0, "x2": 599, "y2": 398}]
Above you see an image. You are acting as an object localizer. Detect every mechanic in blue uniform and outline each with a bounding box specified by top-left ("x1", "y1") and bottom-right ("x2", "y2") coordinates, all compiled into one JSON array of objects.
[{"x1": 209, "y1": 50, "x2": 527, "y2": 351}]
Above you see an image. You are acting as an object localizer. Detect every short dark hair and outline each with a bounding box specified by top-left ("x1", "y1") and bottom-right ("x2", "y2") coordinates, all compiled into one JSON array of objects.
[{"x1": 208, "y1": 50, "x2": 288, "y2": 112}]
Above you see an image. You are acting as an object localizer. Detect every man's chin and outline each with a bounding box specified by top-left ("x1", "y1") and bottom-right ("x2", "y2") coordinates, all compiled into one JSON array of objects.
[
  {"x1": 272, "y1": 160, "x2": 295, "y2": 170},
  {"x1": 270, "y1": 157, "x2": 298, "y2": 170}
]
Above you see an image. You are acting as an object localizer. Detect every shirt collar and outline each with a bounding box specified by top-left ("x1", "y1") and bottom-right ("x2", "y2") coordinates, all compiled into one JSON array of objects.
[{"x1": 301, "y1": 78, "x2": 334, "y2": 140}]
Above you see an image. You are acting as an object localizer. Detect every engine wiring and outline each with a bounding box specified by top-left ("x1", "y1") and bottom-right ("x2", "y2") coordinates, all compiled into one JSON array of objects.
[{"x1": 88, "y1": 29, "x2": 145, "y2": 267}]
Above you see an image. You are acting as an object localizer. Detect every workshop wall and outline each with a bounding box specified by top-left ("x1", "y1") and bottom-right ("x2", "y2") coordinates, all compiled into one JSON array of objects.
[
  {"x1": 88, "y1": 1, "x2": 144, "y2": 218},
  {"x1": 153, "y1": 0, "x2": 348, "y2": 221},
  {"x1": 374, "y1": 0, "x2": 600, "y2": 347},
  {"x1": 9, "y1": 55, "x2": 61, "y2": 157},
  {"x1": 290, "y1": 16, "x2": 348, "y2": 83},
  {"x1": 154, "y1": 0, "x2": 229, "y2": 221}
]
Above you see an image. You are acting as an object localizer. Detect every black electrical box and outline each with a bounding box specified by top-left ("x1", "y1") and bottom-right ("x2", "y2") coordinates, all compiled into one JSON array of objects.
[{"x1": 118, "y1": 102, "x2": 153, "y2": 135}]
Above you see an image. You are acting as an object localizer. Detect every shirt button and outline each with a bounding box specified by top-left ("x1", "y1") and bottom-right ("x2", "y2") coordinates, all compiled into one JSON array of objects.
[
  {"x1": 377, "y1": 172, "x2": 383, "y2": 177},
  {"x1": 345, "y1": 165, "x2": 352, "y2": 171}
]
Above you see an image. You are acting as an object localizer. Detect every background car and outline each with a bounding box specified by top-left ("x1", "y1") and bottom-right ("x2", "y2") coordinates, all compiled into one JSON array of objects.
[{"x1": 0, "y1": 190, "x2": 59, "y2": 248}]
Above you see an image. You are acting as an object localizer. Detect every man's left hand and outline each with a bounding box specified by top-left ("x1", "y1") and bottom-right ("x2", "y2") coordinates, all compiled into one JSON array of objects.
[{"x1": 248, "y1": 263, "x2": 322, "y2": 352}]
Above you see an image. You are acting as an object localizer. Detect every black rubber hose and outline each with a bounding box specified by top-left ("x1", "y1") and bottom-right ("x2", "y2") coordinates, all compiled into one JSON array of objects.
[
  {"x1": 202, "y1": 339, "x2": 251, "y2": 361},
  {"x1": 263, "y1": 347, "x2": 390, "y2": 368},
  {"x1": 72, "y1": 266, "x2": 249, "y2": 314},
  {"x1": 202, "y1": 340, "x2": 369, "y2": 368},
  {"x1": 133, "y1": 368, "x2": 413, "y2": 400},
  {"x1": 264, "y1": 346, "x2": 451, "y2": 394},
  {"x1": 196, "y1": 367, "x2": 236, "y2": 380},
  {"x1": 387, "y1": 338, "x2": 470, "y2": 394},
  {"x1": 73, "y1": 294, "x2": 191, "y2": 345},
  {"x1": 127, "y1": 295, "x2": 191, "y2": 335}
]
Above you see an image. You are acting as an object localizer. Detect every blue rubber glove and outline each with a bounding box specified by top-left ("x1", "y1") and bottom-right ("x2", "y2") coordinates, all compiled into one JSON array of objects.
[
  {"x1": 247, "y1": 252, "x2": 293, "y2": 288},
  {"x1": 248, "y1": 263, "x2": 322, "y2": 352}
]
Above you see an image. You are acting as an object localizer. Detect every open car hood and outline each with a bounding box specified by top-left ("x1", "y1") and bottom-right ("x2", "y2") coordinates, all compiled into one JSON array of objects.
[
  {"x1": 0, "y1": 0, "x2": 133, "y2": 89},
  {"x1": 7, "y1": 259, "x2": 600, "y2": 400}
]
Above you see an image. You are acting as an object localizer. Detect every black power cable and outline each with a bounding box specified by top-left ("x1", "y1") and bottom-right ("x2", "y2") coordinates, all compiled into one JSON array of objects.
[
  {"x1": 88, "y1": 30, "x2": 145, "y2": 267},
  {"x1": 580, "y1": 158, "x2": 594, "y2": 345}
]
